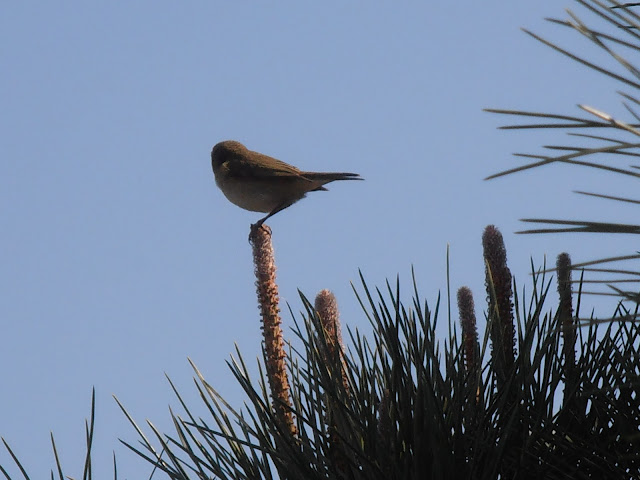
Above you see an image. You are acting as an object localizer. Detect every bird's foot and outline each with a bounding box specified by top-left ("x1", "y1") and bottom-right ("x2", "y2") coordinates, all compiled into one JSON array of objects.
[{"x1": 249, "y1": 221, "x2": 270, "y2": 243}]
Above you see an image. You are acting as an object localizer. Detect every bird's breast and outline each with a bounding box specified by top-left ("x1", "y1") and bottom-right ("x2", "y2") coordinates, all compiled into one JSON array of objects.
[{"x1": 216, "y1": 176, "x2": 304, "y2": 213}]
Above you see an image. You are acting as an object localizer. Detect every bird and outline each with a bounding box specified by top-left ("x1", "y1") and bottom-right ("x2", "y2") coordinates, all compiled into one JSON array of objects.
[{"x1": 211, "y1": 140, "x2": 362, "y2": 231}]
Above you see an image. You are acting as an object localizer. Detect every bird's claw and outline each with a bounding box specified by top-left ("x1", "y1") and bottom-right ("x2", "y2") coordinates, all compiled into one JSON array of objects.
[{"x1": 248, "y1": 221, "x2": 269, "y2": 243}]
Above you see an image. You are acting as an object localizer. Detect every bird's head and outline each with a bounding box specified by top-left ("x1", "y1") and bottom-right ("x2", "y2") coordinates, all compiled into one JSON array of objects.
[{"x1": 211, "y1": 140, "x2": 247, "y2": 173}]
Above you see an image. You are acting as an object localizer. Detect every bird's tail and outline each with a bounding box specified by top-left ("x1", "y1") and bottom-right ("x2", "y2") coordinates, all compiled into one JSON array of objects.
[{"x1": 303, "y1": 172, "x2": 363, "y2": 182}]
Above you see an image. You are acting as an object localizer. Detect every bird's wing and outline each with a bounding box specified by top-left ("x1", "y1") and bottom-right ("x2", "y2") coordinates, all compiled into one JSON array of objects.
[{"x1": 229, "y1": 151, "x2": 306, "y2": 179}]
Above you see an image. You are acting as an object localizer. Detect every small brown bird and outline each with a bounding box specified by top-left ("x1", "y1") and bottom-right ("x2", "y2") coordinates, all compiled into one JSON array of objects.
[{"x1": 211, "y1": 140, "x2": 362, "y2": 229}]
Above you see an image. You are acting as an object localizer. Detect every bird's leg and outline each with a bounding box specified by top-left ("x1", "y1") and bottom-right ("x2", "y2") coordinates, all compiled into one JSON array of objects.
[{"x1": 249, "y1": 201, "x2": 294, "y2": 240}]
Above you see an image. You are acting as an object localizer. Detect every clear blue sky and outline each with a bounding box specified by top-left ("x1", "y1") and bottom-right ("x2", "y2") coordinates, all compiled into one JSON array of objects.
[{"x1": 2, "y1": 2, "x2": 637, "y2": 477}]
